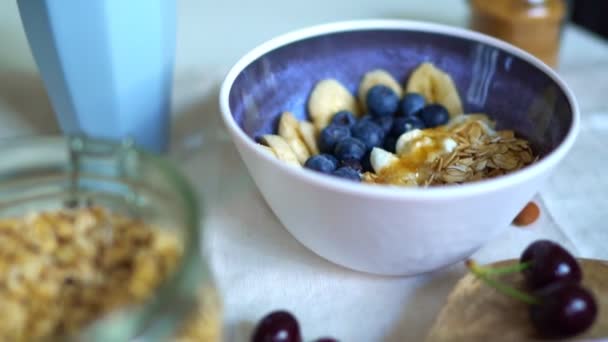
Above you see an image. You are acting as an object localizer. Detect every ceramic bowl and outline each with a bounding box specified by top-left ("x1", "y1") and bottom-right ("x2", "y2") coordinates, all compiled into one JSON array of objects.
[{"x1": 219, "y1": 20, "x2": 579, "y2": 276}]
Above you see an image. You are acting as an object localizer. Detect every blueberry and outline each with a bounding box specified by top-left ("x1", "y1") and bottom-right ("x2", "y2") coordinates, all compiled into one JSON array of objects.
[
  {"x1": 373, "y1": 116, "x2": 394, "y2": 135},
  {"x1": 358, "y1": 114, "x2": 374, "y2": 124},
  {"x1": 399, "y1": 93, "x2": 426, "y2": 117},
  {"x1": 304, "y1": 154, "x2": 338, "y2": 174},
  {"x1": 330, "y1": 111, "x2": 356, "y2": 128},
  {"x1": 334, "y1": 137, "x2": 366, "y2": 161},
  {"x1": 391, "y1": 116, "x2": 426, "y2": 137},
  {"x1": 351, "y1": 120, "x2": 385, "y2": 150},
  {"x1": 366, "y1": 85, "x2": 399, "y2": 117},
  {"x1": 319, "y1": 125, "x2": 350, "y2": 154},
  {"x1": 383, "y1": 135, "x2": 398, "y2": 153},
  {"x1": 419, "y1": 104, "x2": 450, "y2": 128},
  {"x1": 340, "y1": 158, "x2": 363, "y2": 172},
  {"x1": 332, "y1": 167, "x2": 361, "y2": 182},
  {"x1": 361, "y1": 151, "x2": 373, "y2": 172}
]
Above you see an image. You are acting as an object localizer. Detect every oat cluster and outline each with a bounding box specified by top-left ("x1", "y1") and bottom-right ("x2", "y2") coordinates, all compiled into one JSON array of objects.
[
  {"x1": 365, "y1": 119, "x2": 537, "y2": 186},
  {"x1": 428, "y1": 121, "x2": 536, "y2": 185},
  {"x1": 0, "y1": 207, "x2": 182, "y2": 341}
]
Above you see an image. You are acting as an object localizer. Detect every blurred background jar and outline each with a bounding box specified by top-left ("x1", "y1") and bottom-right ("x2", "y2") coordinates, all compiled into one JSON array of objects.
[
  {"x1": 0, "y1": 136, "x2": 221, "y2": 341},
  {"x1": 468, "y1": 0, "x2": 567, "y2": 67}
]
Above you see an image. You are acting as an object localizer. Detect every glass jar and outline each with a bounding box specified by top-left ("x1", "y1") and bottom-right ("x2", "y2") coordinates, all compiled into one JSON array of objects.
[
  {"x1": 0, "y1": 136, "x2": 219, "y2": 341},
  {"x1": 469, "y1": 0, "x2": 567, "y2": 67}
]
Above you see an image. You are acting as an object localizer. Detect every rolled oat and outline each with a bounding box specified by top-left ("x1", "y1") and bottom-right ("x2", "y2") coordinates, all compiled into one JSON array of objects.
[{"x1": 0, "y1": 207, "x2": 182, "y2": 341}]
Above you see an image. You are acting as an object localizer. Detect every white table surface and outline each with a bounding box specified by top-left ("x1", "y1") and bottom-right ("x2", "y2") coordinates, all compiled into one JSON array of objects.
[{"x1": 1, "y1": 1, "x2": 608, "y2": 341}]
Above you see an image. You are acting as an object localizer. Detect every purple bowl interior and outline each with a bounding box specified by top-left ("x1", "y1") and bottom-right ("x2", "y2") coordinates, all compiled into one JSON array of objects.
[{"x1": 228, "y1": 29, "x2": 572, "y2": 156}]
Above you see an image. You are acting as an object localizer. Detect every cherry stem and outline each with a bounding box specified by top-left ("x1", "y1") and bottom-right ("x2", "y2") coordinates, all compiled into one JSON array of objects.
[
  {"x1": 481, "y1": 261, "x2": 531, "y2": 276},
  {"x1": 466, "y1": 259, "x2": 539, "y2": 305}
]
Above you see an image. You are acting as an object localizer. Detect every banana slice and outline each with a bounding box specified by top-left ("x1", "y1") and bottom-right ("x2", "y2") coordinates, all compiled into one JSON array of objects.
[
  {"x1": 278, "y1": 111, "x2": 300, "y2": 141},
  {"x1": 369, "y1": 147, "x2": 419, "y2": 186},
  {"x1": 395, "y1": 129, "x2": 425, "y2": 156},
  {"x1": 308, "y1": 79, "x2": 360, "y2": 130},
  {"x1": 278, "y1": 112, "x2": 311, "y2": 164},
  {"x1": 260, "y1": 135, "x2": 300, "y2": 167},
  {"x1": 297, "y1": 120, "x2": 320, "y2": 155},
  {"x1": 258, "y1": 144, "x2": 276, "y2": 156},
  {"x1": 405, "y1": 63, "x2": 463, "y2": 117},
  {"x1": 286, "y1": 139, "x2": 310, "y2": 165},
  {"x1": 395, "y1": 129, "x2": 458, "y2": 161},
  {"x1": 358, "y1": 69, "x2": 403, "y2": 111},
  {"x1": 370, "y1": 147, "x2": 399, "y2": 173}
]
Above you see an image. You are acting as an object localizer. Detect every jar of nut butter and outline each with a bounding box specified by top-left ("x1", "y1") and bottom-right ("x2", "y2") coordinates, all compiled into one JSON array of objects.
[{"x1": 469, "y1": 0, "x2": 567, "y2": 67}]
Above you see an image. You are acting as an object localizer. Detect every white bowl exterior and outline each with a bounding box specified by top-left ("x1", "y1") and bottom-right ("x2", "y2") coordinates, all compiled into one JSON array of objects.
[{"x1": 220, "y1": 20, "x2": 580, "y2": 276}]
